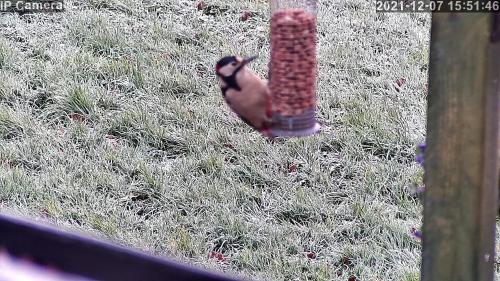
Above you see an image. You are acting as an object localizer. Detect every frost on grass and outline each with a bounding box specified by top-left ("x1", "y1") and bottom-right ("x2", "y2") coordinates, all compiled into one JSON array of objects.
[
  {"x1": 0, "y1": 0, "x2": 441, "y2": 280},
  {"x1": 0, "y1": 107, "x2": 24, "y2": 140},
  {"x1": 107, "y1": 107, "x2": 189, "y2": 157}
]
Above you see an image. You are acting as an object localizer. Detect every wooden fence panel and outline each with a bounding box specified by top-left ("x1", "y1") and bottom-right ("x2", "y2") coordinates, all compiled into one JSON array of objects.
[{"x1": 421, "y1": 13, "x2": 500, "y2": 281}]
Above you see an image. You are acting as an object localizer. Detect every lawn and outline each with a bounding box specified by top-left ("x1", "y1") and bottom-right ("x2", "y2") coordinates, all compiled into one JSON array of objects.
[{"x1": 0, "y1": 0, "x2": 433, "y2": 280}]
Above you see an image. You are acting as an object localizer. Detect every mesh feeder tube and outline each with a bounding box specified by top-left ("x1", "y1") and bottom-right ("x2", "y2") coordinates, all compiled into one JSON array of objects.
[{"x1": 268, "y1": 0, "x2": 320, "y2": 137}]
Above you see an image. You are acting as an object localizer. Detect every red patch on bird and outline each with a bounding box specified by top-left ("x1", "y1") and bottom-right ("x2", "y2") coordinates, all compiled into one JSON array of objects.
[
  {"x1": 348, "y1": 276, "x2": 358, "y2": 281},
  {"x1": 209, "y1": 251, "x2": 225, "y2": 262},
  {"x1": 240, "y1": 11, "x2": 252, "y2": 21},
  {"x1": 266, "y1": 102, "x2": 273, "y2": 118}
]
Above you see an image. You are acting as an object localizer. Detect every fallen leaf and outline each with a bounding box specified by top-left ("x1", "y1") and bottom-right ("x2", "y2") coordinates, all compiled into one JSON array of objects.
[
  {"x1": 105, "y1": 135, "x2": 119, "y2": 147},
  {"x1": 223, "y1": 143, "x2": 235, "y2": 150},
  {"x1": 306, "y1": 251, "x2": 316, "y2": 259},
  {"x1": 288, "y1": 163, "x2": 298, "y2": 173},
  {"x1": 40, "y1": 208, "x2": 51, "y2": 218},
  {"x1": 196, "y1": 1, "x2": 206, "y2": 10},
  {"x1": 209, "y1": 251, "x2": 225, "y2": 262},
  {"x1": 68, "y1": 113, "x2": 87, "y2": 123},
  {"x1": 341, "y1": 256, "x2": 353, "y2": 267},
  {"x1": 240, "y1": 11, "x2": 252, "y2": 21},
  {"x1": 396, "y1": 77, "x2": 407, "y2": 87},
  {"x1": 394, "y1": 77, "x2": 407, "y2": 92}
]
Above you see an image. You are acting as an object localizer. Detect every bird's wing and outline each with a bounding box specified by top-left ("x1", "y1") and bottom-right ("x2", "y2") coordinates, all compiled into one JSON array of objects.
[{"x1": 225, "y1": 85, "x2": 270, "y2": 130}]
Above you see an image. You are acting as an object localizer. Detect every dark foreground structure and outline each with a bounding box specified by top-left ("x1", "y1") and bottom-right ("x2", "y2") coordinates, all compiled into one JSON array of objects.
[
  {"x1": 0, "y1": 214, "x2": 243, "y2": 281},
  {"x1": 421, "y1": 12, "x2": 500, "y2": 281}
]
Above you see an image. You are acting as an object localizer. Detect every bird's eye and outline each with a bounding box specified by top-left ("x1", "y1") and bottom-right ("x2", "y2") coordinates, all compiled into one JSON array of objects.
[{"x1": 231, "y1": 62, "x2": 238, "y2": 66}]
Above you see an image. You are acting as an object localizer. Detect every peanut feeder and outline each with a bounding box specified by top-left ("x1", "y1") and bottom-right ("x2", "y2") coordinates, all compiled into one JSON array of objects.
[{"x1": 268, "y1": 0, "x2": 320, "y2": 137}]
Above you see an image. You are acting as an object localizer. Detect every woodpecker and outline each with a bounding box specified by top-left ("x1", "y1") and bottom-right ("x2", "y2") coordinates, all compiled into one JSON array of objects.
[{"x1": 215, "y1": 55, "x2": 273, "y2": 138}]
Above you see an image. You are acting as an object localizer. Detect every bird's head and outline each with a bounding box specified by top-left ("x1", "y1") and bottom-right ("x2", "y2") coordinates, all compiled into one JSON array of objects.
[{"x1": 215, "y1": 55, "x2": 258, "y2": 78}]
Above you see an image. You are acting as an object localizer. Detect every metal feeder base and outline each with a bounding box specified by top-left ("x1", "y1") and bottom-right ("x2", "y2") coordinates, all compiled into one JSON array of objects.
[{"x1": 270, "y1": 108, "x2": 321, "y2": 137}]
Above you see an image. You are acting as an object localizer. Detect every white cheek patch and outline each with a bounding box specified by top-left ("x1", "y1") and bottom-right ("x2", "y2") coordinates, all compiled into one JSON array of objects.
[{"x1": 219, "y1": 66, "x2": 235, "y2": 77}]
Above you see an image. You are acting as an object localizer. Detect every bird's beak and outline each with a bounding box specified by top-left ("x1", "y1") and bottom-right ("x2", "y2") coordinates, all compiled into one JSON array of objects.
[{"x1": 242, "y1": 55, "x2": 258, "y2": 65}]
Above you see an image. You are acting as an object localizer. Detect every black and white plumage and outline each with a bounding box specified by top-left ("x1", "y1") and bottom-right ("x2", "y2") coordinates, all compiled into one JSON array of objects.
[{"x1": 215, "y1": 55, "x2": 273, "y2": 137}]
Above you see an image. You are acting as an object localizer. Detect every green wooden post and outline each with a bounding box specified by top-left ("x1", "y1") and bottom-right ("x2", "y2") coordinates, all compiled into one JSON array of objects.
[{"x1": 421, "y1": 13, "x2": 500, "y2": 281}]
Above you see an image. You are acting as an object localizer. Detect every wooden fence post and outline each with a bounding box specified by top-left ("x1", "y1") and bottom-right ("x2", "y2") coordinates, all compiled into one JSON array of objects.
[{"x1": 421, "y1": 13, "x2": 500, "y2": 281}]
